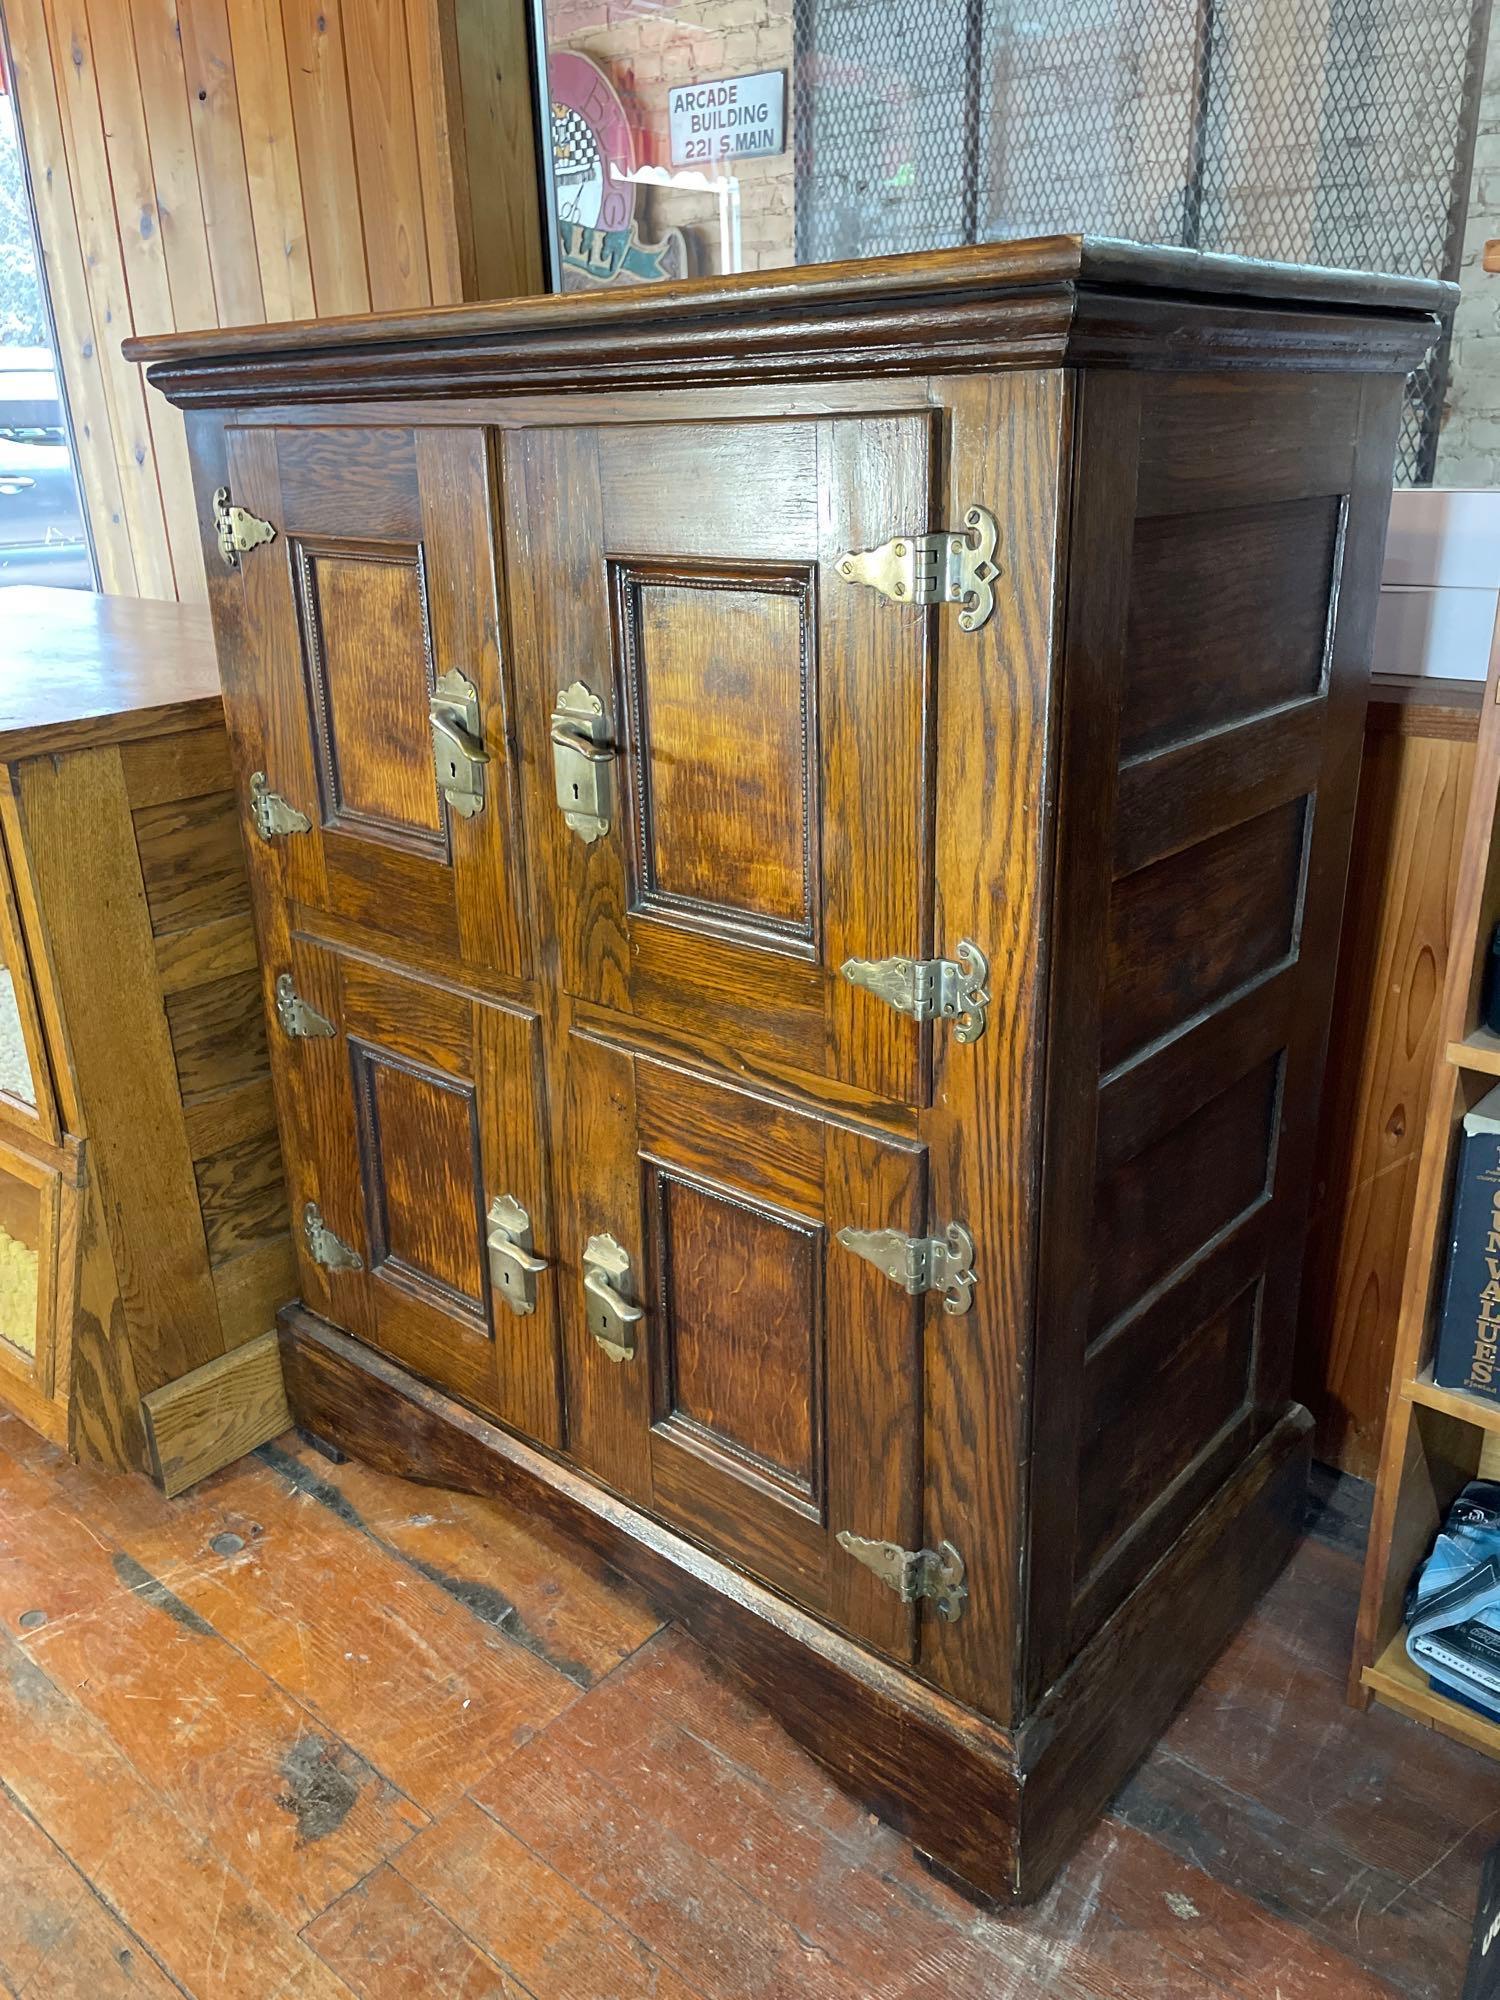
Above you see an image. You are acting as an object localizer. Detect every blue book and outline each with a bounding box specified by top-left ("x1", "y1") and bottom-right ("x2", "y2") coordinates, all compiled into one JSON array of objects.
[{"x1": 1434, "y1": 1082, "x2": 1500, "y2": 1404}]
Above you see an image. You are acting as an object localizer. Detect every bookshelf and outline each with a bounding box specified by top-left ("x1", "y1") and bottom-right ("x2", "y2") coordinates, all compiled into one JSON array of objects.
[{"x1": 1353, "y1": 604, "x2": 1500, "y2": 1752}]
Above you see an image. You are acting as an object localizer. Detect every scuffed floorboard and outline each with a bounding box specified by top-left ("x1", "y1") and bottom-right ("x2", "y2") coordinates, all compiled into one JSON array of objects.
[{"x1": 0, "y1": 1410, "x2": 1491, "y2": 1998}]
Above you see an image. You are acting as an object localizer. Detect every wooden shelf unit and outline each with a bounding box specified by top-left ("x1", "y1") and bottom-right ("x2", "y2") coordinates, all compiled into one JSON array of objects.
[{"x1": 1354, "y1": 617, "x2": 1500, "y2": 1741}]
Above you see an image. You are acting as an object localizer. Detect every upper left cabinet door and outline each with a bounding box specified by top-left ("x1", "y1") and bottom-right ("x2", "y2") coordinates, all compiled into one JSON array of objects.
[{"x1": 221, "y1": 426, "x2": 528, "y2": 977}]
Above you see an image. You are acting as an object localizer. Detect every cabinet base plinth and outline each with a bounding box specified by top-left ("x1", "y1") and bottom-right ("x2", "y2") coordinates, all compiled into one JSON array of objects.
[{"x1": 279, "y1": 1304, "x2": 1309, "y2": 1902}]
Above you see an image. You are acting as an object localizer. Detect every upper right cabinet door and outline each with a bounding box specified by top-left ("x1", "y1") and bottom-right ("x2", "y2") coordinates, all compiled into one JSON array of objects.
[{"x1": 504, "y1": 415, "x2": 953, "y2": 1106}]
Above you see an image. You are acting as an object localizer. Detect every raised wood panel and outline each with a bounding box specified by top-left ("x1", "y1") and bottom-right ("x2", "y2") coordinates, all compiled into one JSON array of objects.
[
  {"x1": 194, "y1": 1128, "x2": 288, "y2": 1267},
  {"x1": 165, "y1": 970, "x2": 267, "y2": 1099},
  {"x1": 119, "y1": 726, "x2": 235, "y2": 809},
  {"x1": 153, "y1": 911, "x2": 259, "y2": 996},
  {"x1": 213, "y1": 1235, "x2": 297, "y2": 1346},
  {"x1": 293, "y1": 540, "x2": 444, "y2": 851},
  {"x1": 181, "y1": 1074, "x2": 279, "y2": 1159},
  {"x1": 1078, "y1": 1277, "x2": 1260, "y2": 1581},
  {"x1": 352, "y1": 1042, "x2": 487, "y2": 1327},
  {"x1": 1120, "y1": 496, "x2": 1342, "y2": 761},
  {"x1": 5, "y1": 0, "x2": 546, "y2": 603},
  {"x1": 648, "y1": 1168, "x2": 824, "y2": 1508},
  {"x1": 1091, "y1": 1052, "x2": 1282, "y2": 1336},
  {"x1": 1101, "y1": 797, "x2": 1309, "y2": 1073},
  {"x1": 617, "y1": 565, "x2": 818, "y2": 949},
  {"x1": 134, "y1": 790, "x2": 249, "y2": 936}
]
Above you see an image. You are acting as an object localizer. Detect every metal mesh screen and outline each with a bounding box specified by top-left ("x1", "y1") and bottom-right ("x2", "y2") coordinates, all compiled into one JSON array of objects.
[{"x1": 793, "y1": 0, "x2": 1489, "y2": 482}]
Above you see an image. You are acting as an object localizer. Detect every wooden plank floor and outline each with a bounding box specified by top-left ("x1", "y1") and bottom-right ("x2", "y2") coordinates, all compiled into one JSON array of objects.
[{"x1": 1, "y1": 1418, "x2": 1494, "y2": 2000}]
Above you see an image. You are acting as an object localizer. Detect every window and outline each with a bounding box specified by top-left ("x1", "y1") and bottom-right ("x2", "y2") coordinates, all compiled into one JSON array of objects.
[
  {"x1": 534, "y1": 0, "x2": 1489, "y2": 484},
  {"x1": 0, "y1": 59, "x2": 91, "y2": 590}
]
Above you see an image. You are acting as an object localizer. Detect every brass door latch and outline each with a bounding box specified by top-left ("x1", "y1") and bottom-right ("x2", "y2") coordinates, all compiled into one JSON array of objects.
[
  {"x1": 841, "y1": 939, "x2": 989, "y2": 1044},
  {"x1": 836, "y1": 1532, "x2": 968, "y2": 1621},
  {"x1": 249, "y1": 773, "x2": 311, "y2": 841},
  {"x1": 582, "y1": 1232, "x2": 643, "y2": 1362},
  {"x1": 213, "y1": 487, "x2": 276, "y2": 569},
  {"x1": 836, "y1": 504, "x2": 1000, "y2": 632},
  {"x1": 487, "y1": 1194, "x2": 548, "y2": 1317},
  {"x1": 303, "y1": 1203, "x2": 362, "y2": 1273},
  {"x1": 430, "y1": 669, "x2": 488, "y2": 820},
  {"x1": 550, "y1": 682, "x2": 616, "y2": 844},
  {"x1": 838, "y1": 1220, "x2": 976, "y2": 1315},
  {"x1": 275, "y1": 973, "x2": 335, "y2": 1040}
]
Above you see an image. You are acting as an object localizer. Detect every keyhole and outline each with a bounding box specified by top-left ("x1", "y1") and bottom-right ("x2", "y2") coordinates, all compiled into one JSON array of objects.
[{"x1": 572, "y1": 781, "x2": 581, "y2": 801}]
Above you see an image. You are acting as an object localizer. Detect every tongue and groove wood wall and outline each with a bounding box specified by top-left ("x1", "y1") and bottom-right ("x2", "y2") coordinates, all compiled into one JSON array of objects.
[{"x1": 1, "y1": 0, "x2": 544, "y2": 600}]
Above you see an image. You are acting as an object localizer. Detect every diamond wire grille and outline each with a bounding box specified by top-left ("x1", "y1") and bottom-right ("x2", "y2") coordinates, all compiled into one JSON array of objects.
[{"x1": 792, "y1": 0, "x2": 1489, "y2": 482}]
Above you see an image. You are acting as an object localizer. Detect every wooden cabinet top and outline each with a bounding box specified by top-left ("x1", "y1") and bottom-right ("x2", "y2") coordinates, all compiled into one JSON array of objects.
[
  {"x1": 126, "y1": 236, "x2": 1453, "y2": 410},
  {"x1": 0, "y1": 588, "x2": 220, "y2": 759}
]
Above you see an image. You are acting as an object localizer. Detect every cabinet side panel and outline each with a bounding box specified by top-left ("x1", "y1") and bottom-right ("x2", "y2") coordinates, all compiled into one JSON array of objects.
[
  {"x1": 13, "y1": 744, "x2": 225, "y2": 1394},
  {"x1": 1034, "y1": 372, "x2": 1398, "y2": 1684}
]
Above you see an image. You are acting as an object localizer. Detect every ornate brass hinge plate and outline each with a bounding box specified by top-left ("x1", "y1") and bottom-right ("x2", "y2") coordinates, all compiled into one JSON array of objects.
[
  {"x1": 550, "y1": 681, "x2": 616, "y2": 844},
  {"x1": 840, "y1": 939, "x2": 989, "y2": 1044},
  {"x1": 836, "y1": 504, "x2": 1000, "y2": 632},
  {"x1": 582, "y1": 1231, "x2": 643, "y2": 1362},
  {"x1": 249, "y1": 773, "x2": 311, "y2": 842},
  {"x1": 838, "y1": 1220, "x2": 976, "y2": 1315},
  {"x1": 303, "y1": 1203, "x2": 362, "y2": 1272},
  {"x1": 429, "y1": 669, "x2": 488, "y2": 820},
  {"x1": 836, "y1": 1532, "x2": 968, "y2": 1622},
  {"x1": 275, "y1": 973, "x2": 335, "y2": 1040},
  {"x1": 213, "y1": 487, "x2": 276, "y2": 569},
  {"x1": 487, "y1": 1194, "x2": 548, "y2": 1317}
]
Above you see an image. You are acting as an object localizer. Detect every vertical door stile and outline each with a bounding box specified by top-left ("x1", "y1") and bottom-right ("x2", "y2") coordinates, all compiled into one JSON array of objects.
[{"x1": 820, "y1": 413, "x2": 935, "y2": 1106}]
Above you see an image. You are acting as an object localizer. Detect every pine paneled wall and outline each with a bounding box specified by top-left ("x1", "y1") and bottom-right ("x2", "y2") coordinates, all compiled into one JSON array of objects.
[{"x1": 2, "y1": 0, "x2": 543, "y2": 600}]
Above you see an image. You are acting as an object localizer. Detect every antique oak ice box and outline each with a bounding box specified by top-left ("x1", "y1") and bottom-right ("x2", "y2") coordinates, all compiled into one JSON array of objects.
[{"x1": 129, "y1": 239, "x2": 1447, "y2": 1898}]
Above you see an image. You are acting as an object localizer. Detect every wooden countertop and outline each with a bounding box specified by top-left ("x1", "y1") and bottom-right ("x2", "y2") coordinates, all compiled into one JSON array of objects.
[{"x1": 0, "y1": 588, "x2": 220, "y2": 759}]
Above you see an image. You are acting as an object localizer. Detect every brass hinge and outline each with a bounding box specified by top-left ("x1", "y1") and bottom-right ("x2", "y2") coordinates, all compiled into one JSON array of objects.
[
  {"x1": 249, "y1": 773, "x2": 311, "y2": 842},
  {"x1": 213, "y1": 487, "x2": 276, "y2": 569},
  {"x1": 302, "y1": 1203, "x2": 362, "y2": 1273},
  {"x1": 836, "y1": 1532, "x2": 968, "y2": 1622},
  {"x1": 838, "y1": 1220, "x2": 976, "y2": 1315},
  {"x1": 836, "y1": 504, "x2": 1000, "y2": 632},
  {"x1": 275, "y1": 974, "x2": 335, "y2": 1040},
  {"x1": 429, "y1": 669, "x2": 488, "y2": 820},
  {"x1": 840, "y1": 939, "x2": 989, "y2": 1044}
]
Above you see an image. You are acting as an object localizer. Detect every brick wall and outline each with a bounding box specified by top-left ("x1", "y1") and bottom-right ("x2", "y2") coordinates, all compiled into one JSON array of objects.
[
  {"x1": 548, "y1": 0, "x2": 796, "y2": 275},
  {"x1": 1436, "y1": 22, "x2": 1500, "y2": 486}
]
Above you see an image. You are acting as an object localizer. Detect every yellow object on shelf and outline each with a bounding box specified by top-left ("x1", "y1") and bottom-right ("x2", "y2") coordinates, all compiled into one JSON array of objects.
[{"x1": 0, "y1": 1220, "x2": 39, "y2": 1358}]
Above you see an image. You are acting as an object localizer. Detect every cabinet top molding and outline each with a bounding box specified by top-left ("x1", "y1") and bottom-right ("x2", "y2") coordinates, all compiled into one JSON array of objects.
[{"x1": 126, "y1": 235, "x2": 1453, "y2": 411}]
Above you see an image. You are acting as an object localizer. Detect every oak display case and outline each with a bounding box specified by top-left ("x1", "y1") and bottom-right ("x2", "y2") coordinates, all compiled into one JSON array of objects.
[{"x1": 0, "y1": 588, "x2": 292, "y2": 1490}]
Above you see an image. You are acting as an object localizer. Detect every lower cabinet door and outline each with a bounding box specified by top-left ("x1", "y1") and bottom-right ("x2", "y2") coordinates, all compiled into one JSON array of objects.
[
  {"x1": 560, "y1": 1032, "x2": 936, "y2": 1663},
  {"x1": 281, "y1": 941, "x2": 562, "y2": 1446}
]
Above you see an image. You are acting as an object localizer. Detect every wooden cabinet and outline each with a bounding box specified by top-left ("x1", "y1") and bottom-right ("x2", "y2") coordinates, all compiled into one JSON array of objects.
[
  {"x1": 0, "y1": 590, "x2": 294, "y2": 1489},
  {"x1": 130, "y1": 239, "x2": 1446, "y2": 1899}
]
